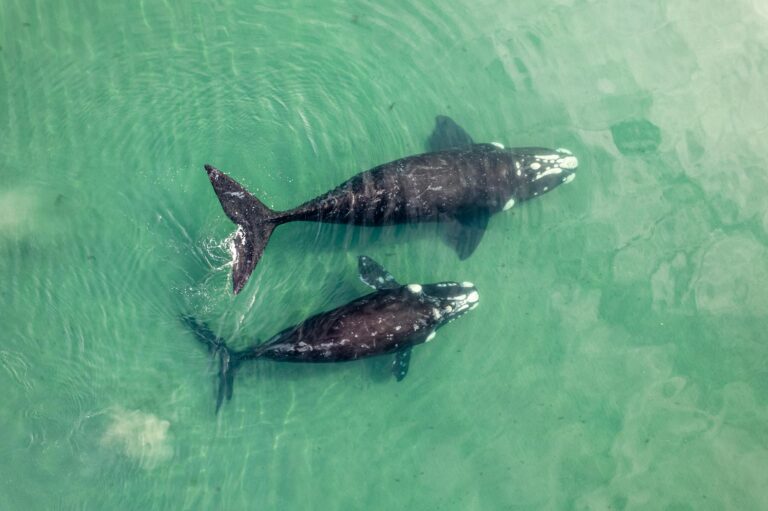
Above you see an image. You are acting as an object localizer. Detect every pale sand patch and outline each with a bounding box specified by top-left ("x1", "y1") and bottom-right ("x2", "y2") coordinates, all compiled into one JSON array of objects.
[{"x1": 100, "y1": 408, "x2": 172, "y2": 469}]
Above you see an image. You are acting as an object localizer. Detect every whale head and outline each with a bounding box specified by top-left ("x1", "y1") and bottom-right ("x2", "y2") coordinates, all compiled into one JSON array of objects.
[
  {"x1": 509, "y1": 147, "x2": 578, "y2": 201},
  {"x1": 412, "y1": 281, "x2": 480, "y2": 326}
]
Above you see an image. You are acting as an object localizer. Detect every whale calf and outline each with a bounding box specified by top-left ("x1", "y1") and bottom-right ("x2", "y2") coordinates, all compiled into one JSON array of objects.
[
  {"x1": 182, "y1": 256, "x2": 479, "y2": 412},
  {"x1": 204, "y1": 116, "x2": 577, "y2": 293}
]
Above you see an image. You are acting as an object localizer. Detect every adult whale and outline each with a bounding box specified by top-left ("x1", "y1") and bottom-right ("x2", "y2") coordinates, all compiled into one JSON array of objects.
[
  {"x1": 182, "y1": 256, "x2": 479, "y2": 412},
  {"x1": 204, "y1": 116, "x2": 578, "y2": 293}
]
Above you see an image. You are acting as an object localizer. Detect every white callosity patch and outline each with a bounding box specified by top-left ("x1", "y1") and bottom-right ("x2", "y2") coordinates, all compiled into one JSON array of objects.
[
  {"x1": 564, "y1": 174, "x2": 576, "y2": 184},
  {"x1": 559, "y1": 155, "x2": 579, "y2": 170},
  {"x1": 462, "y1": 282, "x2": 474, "y2": 288},
  {"x1": 491, "y1": 142, "x2": 505, "y2": 149},
  {"x1": 528, "y1": 149, "x2": 578, "y2": 182},
  {"x1": 503, "y1": 198, "x2": 516, "y2": 211},
  {"x1": 535, "y1": 167, "x2": 564, "y2": 180},
  {"x1": 425, "y1": 331, "x2": 436, "y2": 342},
  {"x1": 437, "y1": 287, "x2": 481, "y2": 321},
  {"x1": 100, "y1": 408, "x2": 172, "y2": 470},
  {"x1": 407, "y1": 284, "x2": 422, "y2": 293}
]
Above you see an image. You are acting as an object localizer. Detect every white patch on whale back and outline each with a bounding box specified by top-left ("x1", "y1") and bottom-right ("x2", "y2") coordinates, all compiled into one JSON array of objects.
[
  {"x1": 503, "y1": 198, "x2": 516, "y2": 211},
  {"x1": 407, "y1": 284, "x2": 422, "y2": 293},
  {"x1": 564, "y1": 173, "x2": 576, "y2": 184},
  {"x1": 225, "y1": 191, "x2": 245, "y2": 199},
  {"x1": 426, "y1": 331, "x2": 436, "y2": 342},
  {"x1": 100, "y1": 408, "x2": 172, "y2": 470},
  {"x1": 491, "y1": 142, "x2": 505, "y2": 149}
]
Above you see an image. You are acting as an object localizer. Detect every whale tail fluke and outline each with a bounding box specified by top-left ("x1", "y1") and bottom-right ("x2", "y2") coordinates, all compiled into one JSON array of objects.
[
  {"x1": 204, "y1": 164, "x2": 280, "y2": 294},
  {"x1": 180, "y1": 315, "x2": 244, "y2": 413}
]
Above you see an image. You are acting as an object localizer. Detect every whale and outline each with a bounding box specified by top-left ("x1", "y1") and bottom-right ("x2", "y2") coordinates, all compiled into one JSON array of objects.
[
  {"x1": 182, "y1": 256, "x2": 479, "y2": 412},
  {"x1": 204, "y1": 116, "x2": 577, "y2": 293}
]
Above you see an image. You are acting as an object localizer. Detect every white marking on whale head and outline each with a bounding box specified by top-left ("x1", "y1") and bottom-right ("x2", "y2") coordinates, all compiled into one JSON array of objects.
[
  {"x1": 407, "y1": 284, "x2": 422, "y2": 294},
  {"x1": 509, "y1": 147, "x2": 578, "y2": 202},
  {"x1": 535, "y1": 167, "x2": 563, "y2": 180},
  {"x1": 564, "y1": 173, "x2": 576, "y2": 184},
  {"x1": 418, "y1": 282, "x2": 480, "y2": 327},
  {"x1": 425, "y1": 331, "x2": 436, "y2": 342},
  {"x1": 491, "y1": 142, "x2": 505, "y2": 149},
  {"x1": 558, "y1": 155, "x2": 578, "y2": 170},
  {"x1": 503, "y1": 198, "x2": 516, "y2": 211}
]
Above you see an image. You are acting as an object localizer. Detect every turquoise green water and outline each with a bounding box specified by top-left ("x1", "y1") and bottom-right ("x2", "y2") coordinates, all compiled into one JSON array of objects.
[{"x1": 2, "y1": 1, "x2": 768, "y2": 509}]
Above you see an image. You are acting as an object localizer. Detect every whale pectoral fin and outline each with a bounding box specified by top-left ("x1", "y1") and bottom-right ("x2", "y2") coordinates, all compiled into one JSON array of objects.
[
  {"x1": 358, "y1": 255, "x2": 400, "y2": 290},
  {"x1": 392, "y1": 346, "x2": 413, "y2": 381},
  {"x1": 443, "y1": 209, "x2": 491, "y2": 260},
  {"x1": 427, "y1": 115, "x2": 475, "y2": 151}
]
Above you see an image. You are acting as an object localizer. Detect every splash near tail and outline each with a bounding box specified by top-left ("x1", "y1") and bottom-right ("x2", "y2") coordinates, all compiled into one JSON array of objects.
[
  {"x1": 204, "y1": 164, "x2": 280, "y2": 294},
  {"x1": 180, "y1": 315, "x2": 244, "y2": 413}
]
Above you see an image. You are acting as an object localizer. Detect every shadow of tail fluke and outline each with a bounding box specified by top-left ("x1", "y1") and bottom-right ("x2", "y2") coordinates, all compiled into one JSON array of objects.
[
  {"x1": 180, "y1": 315, "x2": 242, "y2": 413},
  {"x1": 204, "y1": 164, "x2": 280, "y2": 294}
]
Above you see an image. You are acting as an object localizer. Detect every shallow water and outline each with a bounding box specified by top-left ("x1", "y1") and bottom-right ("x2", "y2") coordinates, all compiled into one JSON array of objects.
[{"x1": 2, "y1": 1, "x2": 767, "y2": 509}]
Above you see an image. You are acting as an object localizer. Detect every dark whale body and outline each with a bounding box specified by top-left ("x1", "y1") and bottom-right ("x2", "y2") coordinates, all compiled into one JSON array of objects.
[
  {"x1": 204, "y1": 116, "x2": 577, "y2": 293},
  {"x1": 182, "y1": 256, "x2": 479, "y2": 412}
]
